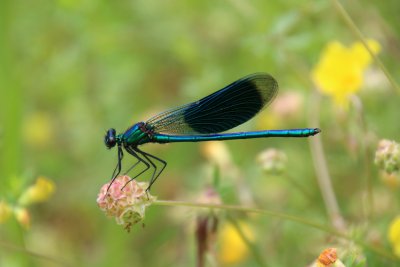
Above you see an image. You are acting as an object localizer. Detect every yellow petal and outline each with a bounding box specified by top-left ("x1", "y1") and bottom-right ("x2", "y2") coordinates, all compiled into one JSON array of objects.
[
  {"x1": 351, "y1": 39, "x2": 381, "y2": 68},
  {"x1": 219, "y1": 222, "x2": 254, "y2": 264},
  {"x1": 311, "y1": 39, "x2": 381, "y2": 110},
  {"x1": 18, "y1": 176, "x2": 56, "y2": 206},
  {"x1": 388, "y1": 216, "x2": 400, "y2": 257},
  {"x1": 200, "y1": 141, "x2": 232, "y2": 169},
  {"x1": 14, "y1": 207, "x2": 31, "y2": 229}
]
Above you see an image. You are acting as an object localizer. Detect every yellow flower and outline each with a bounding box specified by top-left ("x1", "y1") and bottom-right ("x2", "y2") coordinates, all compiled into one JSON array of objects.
[
  {"x1": 388, "y1": 216, "x2": 400, "y2": 257},
  {"x1": 219, "y1": 222, "x2": 255, "y2": 264},
  {"x1": 18, "y1": 176, "x2": 56, "y2": 206},
  {"x1": 380, "y1": 172, "x2": 400, "y2": 188},
  {"x1": 0, "y1": 200, "x2": 12, "y2": 223},
  {"x1": 14, "y1": 207, "x2": 31, "y2": 229},
  {"x1": 23, "y1": 112, "x2": 54, "y2": 148},
  {"x1": 201, "y1": 141, "x2": 232, "y2": 170},
  {"x1": 311, "y1": 39, "x2": 380, "y2": 108}
]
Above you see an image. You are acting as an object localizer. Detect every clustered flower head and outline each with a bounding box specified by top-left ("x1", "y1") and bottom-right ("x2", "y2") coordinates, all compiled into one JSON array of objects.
[
  {"x1": 257, "y1": 148, "x2": 287, "y2": 175},
  {"x1": 375, "y1": 140, "x2": 400, "y2": 257},
  {"x1": 97, "y1": 175, "x2": 155, "y2": 232},
  {"x1": 375, "y1": 139, "x2": 400, "y2": 174},
  {"x1": 374, "y1": 139, "x2": 400, "y2": 188},
  {"x1": 311, "y1": 39, "x2": 380, "y2": 108}
]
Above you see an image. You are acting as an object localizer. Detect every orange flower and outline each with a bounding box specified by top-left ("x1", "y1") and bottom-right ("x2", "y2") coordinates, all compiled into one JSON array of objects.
[
  {"x1": 318, "y1": 248, "x2": 337, "y2": 266},
  {"x1": 310, "y1": 247, "x2": 345, "y2": 267}
]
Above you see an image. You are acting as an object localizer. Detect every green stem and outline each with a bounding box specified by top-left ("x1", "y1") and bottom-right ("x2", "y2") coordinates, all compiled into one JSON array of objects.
[
  {"x1": 0, "y1": 241, "x2": 71, "y2": 267},
  {"x1": 308, "y1": 92, "x2": 346, "y2": 231},
  {"x1": 153, "y1": 200, "x2": 398, "y2": 261},
  {"x1": 0, "y1": 0, "x2": 23, "y2": 193},
  {"x1": 331, "y1": 0, "x2": 400, "y2": 94},
  {"x1": 351, "y1": 96, "x2": 374, "y2": 219},
  {"x1": 284, "y1": 173, "x2": 314, "y2": 202}
]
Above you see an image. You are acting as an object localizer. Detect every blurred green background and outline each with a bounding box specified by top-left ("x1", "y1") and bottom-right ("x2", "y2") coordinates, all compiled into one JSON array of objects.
[{"x1": 1, "y1": 0, "x2": 400, "y2": 266}]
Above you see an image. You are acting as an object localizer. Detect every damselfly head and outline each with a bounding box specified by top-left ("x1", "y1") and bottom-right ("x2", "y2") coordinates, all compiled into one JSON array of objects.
[{"x1": 105, "y1": 128, "x2": 117, "y2": 149}]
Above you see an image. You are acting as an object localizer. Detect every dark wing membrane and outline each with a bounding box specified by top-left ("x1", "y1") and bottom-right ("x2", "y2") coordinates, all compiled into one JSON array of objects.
[{"x1": 146, "y1": 73, "x2": 278, "y2": 134}]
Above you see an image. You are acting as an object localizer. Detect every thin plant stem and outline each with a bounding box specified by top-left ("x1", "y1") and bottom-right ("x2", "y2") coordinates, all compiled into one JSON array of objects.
[
  {"x1": 154, "y1": 200, "x2": 339, "y2": 234},
  {"x1": 309, "y1": 92, "x2": 346, "y2": 231},
  {"x1": 275, "y1": 30, "x2": 346, "y2": 230},
  {"x1": 331, "y1": 0, "x2": 400, "y2": 94},
  {"x1": 284, "y1": 173, "x2": 314, "y2": 202},
  {"x1": 153, "y1": 200, "x2": 397, "y2": 261},
  {"x1": 0, "y1": 241, "x2": 71, "y2": 267},
  {"x1": 0, "y1": 0, "x2": 23, "y2": 192},
  {"x1": 351, "y1": 96, "x2": 374, "y2": 219}
]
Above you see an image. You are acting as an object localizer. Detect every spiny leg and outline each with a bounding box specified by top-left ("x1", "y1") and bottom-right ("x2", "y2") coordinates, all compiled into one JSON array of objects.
[
  {"x1": 123, "y1": 159, "x2": 141, "y2": 175},
  {"x1": 121, "y1": 146, "x2": 151, "y2": 190},
  {"x1": 106, "y1": 145, "x2": 124, "y2": 193},
  {"x1": 135, "y1": 147, "x2": 167, "y2": 191},
  {"x1": 147, "y1": 154, "x2": 167, "y2": 191},
  {"x1": 134, "y1": 147, "x2": 158, "y2": 187}
]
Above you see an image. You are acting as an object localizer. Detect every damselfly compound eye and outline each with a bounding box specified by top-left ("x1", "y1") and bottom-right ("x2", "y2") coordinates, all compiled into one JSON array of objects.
[{"x1": 105, "y1": 128, "x2": 117, "y2": 149}]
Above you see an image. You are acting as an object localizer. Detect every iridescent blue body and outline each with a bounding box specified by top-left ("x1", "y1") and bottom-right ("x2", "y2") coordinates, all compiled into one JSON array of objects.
[
  {"x1": 105, "y1": 73, "x2": 321, "y2": 190},
  {"x1": 118, "y1": 124, "x2": 319, "y2": 145}
]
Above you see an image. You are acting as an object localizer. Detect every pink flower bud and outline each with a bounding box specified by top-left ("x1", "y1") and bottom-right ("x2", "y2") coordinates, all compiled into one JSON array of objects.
[{"x1": 97, "y1": 176, "x2": 156, "y2": 232}]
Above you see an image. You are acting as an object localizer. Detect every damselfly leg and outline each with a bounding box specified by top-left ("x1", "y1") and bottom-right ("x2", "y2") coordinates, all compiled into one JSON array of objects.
[{"x1": 134, "y1": 147, "x2": 167, "y2": 191}]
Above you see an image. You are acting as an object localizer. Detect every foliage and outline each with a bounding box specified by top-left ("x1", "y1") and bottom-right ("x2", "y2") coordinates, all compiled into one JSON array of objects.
[{"x1": 1, "y1": 0, "x2": 400, "y2": 266}]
